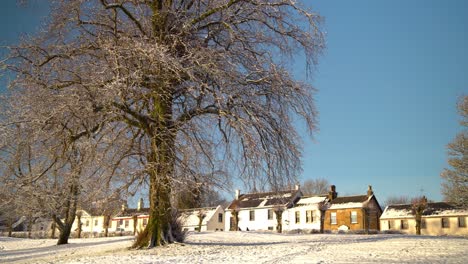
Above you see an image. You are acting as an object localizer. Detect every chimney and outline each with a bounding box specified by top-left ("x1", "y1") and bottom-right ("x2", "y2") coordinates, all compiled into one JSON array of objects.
[
  {"x1": 328, "y1": 185, "x2": 337, "y2": 201},
  {"x1": 295, "y1": 184, "x2": 300, "y2": 191},
  {"x1": 137, "y1": 198, "x2": 144, "y2": 211},
  {"x1": 367, "y1": 185, "x2": 374, "y2": 197},
  {"x1": 235, "y1": 189, "x2": 240, "y2": 200}
]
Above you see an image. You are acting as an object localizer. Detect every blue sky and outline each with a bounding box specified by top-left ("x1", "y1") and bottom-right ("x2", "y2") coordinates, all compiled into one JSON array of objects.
[{"x1": 1, "y1": 1, "x2": 467, "y2": 204}]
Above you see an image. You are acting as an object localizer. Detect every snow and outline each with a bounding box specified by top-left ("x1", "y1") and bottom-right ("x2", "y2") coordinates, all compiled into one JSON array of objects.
[
  {"x1": 328, "y1": 202, "x2": 363, "y2": 209},
  {"x1": 381, "y1": 208, "x2": 468, "y2": 219},
  {"x1": 296, "y1": 196, "x2": 327, "y2": 205},
  {"x1": 1, "y1": 232, "x2": 467, "y2": 263}
]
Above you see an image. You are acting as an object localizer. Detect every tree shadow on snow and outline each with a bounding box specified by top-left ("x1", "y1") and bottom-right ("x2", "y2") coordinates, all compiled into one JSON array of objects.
[{"x1": 0, "y1": 237, "x2": 132, "y2": 263}]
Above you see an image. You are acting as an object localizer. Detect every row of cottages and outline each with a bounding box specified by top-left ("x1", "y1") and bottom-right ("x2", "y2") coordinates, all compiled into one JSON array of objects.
[
  {"x1": 225, "y1": 185, "x2": 382, "y2": 232},
  {"x1": 71, "y1": 198, "x2": 226, "y2": 235},
  {"x1": 70, "y1": 198, "x2": 149, "y2": 234},
  {"x1": 380, "y1": 199, "x2": 468, "y2": 236}
]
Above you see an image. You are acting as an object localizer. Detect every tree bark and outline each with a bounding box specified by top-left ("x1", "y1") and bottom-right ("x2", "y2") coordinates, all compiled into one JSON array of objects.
[
  {"x1": 103, "y1": 215, "x2": 110, "y2": 237},
  {"x1": 7, "y1": 219, "x2": 13, "y2": 237},
  {"x1": 133, "y1": 215, "x2": 138, "y2": 235},
  {"x1": 76, "y1": 214, "x2": 82, "y2": 238},
  {"x1": 27, "y1": 215, "x2": 33, "y2": 238},
  {"x1": 274, "y1": 210, "x2": 283, "y2": 233},
  {"x1": 54, "y1": 180, "x2": 79, "y2": 245},
  {"x1": 133, "y1": 92, "x2": 175, "y2": 248},
  {"x1": 415, "y1": 215, "x2": 422, "y2": 235}
]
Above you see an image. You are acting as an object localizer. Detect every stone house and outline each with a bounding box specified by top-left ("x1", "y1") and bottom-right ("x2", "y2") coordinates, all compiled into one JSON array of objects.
[{"x1": 323, "y1": 185, "x2": 382, "y2": 232}]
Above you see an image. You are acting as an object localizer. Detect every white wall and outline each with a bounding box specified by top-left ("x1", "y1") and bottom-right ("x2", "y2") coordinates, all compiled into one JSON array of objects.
[
  {"x1": 286, "y1": 206, "x2": 322, "y2": 231},
  {"x1": 206, "y1": 206, "x2": 225, "y2": 231},
  {"x1": 380, "y1": 216, "x2": 468, "y2": 236},
  {"x1": 225, "y1": 208, "x2": 291, "y2": 231}
]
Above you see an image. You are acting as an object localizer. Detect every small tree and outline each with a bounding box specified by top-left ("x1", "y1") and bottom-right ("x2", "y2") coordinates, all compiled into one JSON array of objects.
[
  {"x1": 273, "y1": 206, "x2": 285, "y2": 233},
  {"x1": 133, "y1": 215, "x2": 139, "y2": 235},
  {"x1": 441, "y1": 96, "x2": 468, "y2": 207},
  {"x1": 411, "y1": 196, "x2": 427, "y2": 235},
  {"x1": 76, "y1": 212, "x2": 83, "y2": 239},
  {"x1": 197, "y1": 210, "x2": 207, "y2": 232},
  {"x1": 231, "y1": 207, "x2": 239, "y2": 231}
]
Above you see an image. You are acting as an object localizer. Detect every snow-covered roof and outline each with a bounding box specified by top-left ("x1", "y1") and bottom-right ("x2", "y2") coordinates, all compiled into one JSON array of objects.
[
  {"x1": 228, "y1": 189, "x2": 300, "y2": 209},
  {"x1": 381, "y1": 202, "x2": 468, "y2": 219},
  {"x1": 296, "y1": 196, "x2": 327, "y2": 205},
  {"x1": 328, "y1": 195, "x2": 371, "y2": 210},
  {"x1": 329, "y1": 202, "x2": 364, "y2": 209}
]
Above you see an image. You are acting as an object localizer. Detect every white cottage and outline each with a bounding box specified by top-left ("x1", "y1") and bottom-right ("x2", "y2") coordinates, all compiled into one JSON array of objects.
[
  {"x1": 380, "y1": 202, "x2": 468, "y2": 236},
  {"x1": 224, "y1": 186, "x2": 302, "y2": 232},
  {"x1": 179, "y1": 205, "x2": 225, "y2": 231},
  {"x1": 287, "y1": 196, "x2": 328, "y2": 232},
  {"x1": 71, "y1": 209, "x2": 107, "y2": 234}
]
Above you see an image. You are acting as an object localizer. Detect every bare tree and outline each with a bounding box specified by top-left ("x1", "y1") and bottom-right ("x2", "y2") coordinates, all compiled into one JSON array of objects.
[
  {"x1": 273, "y1": 205, "x2": 285, "y2": 233},
  {"x1": 302, "y1": 178, "x2": 329, "y2": 195},
  {"x1": 1, "y1": 0, "x2": 324, "y2": 248},
  {"x1": 441, "y1": 96, "x2": 468, "y2": 207},
  {"x1": 197, "y1": 210, "x2": 206, "y2": 232},
  {"x1": 382, "y1": 195, "x2": 411, "y2": 210},
  {"x1": 411, "y1": 196, "x2": 427, "y2": 235}
]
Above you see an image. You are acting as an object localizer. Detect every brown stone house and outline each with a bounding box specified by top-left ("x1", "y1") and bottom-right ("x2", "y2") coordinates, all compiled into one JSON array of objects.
[{"x1": 323, "y1": 185, "x2": 382, "y2": 232}]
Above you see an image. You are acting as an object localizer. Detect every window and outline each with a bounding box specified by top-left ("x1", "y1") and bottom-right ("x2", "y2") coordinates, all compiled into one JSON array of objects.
[
  {"x1": 295, "y1": 211, "x2": 300, "y2": 224},
  {"x1": 249, "y1": 210, "x2": 255, "y2": 221},
  {"x1": 442, "y1": 218, "x2": 450, "y2": 228},
  {"x1": 119, "y1": 219, "x2": 123, "y2": 226},
  {"x1": 458, "y1": 217, "x2": 466, "y2": 228},
  {"x1": 268, "y1": 209, "x2": 274, "y2": 220},
  {"x1": 331, "y1": 212, "x2": 337, "y2": 225},
  {"x1": 421, "y1": 219, "x2": 426, "y2": 229},
  {"x1": 85, "y1": 220, "x2": 90, "y2": 227},
  {"x1": 401, "y1": 220, "x2": 408, "y2": 229},
  {"x1": 125, "y1": 220, "x2": 129, "y2": 227},
  {"x1": 218, "y1": 213, "x2": 223, "y2": 223},
  {"x1": 94, "y1": 219, "x2": 98, "y2": 226},
  {"x1": 351, "y1": 211, "x2": 358, "y2": 224},
  {"x1": 306, "y1": 210, "x2": 313, "y2": 223},
  {"x1": 268, "y1": 226, "x2": 274, "y2": 231},
  {"x1": 388, "y1": 220, "x2": 394, "y2": 229},
  {"x1": 143, "y1": 218, "x2": 148, "y2": 226}
]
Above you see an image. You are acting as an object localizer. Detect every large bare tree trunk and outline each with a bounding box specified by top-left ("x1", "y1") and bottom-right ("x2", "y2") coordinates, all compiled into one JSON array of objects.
[
  {"x1": 54, "y1": 181, "x2": 79, "y2": 245},
  {"x1": 134, "y1": 95, "x2": 175, "y2": 248},
  {"x1": 103, "y1": 215, "x2": 110, "y2": 237}
]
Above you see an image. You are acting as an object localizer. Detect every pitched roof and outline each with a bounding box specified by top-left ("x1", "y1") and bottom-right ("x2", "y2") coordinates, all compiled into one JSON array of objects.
[
  {"x1": 381, "y1": 202, "x2": 468, "y2": 219},
  {"x1": 296, "y1": 196, "x2": 328, "y2": 205},
  {"x1": 327, "y1": 195, "x2": 369, "y2": 209},
  {"x1": 116, "y1": 207, "x2": 150, "y2": 217},
  {"x1": 228, "y1": 189, "x2": 300, "y2": 210},
  {"x1": 179, "y1": 206, "x2": 223, "y2": 227}
]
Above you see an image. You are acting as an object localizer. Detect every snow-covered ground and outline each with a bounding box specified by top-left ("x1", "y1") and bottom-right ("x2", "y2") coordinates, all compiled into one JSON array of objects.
[{"x1": 1, "y1": 232, "x2": 467, "y2": 263}]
